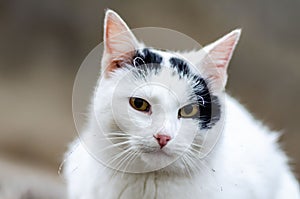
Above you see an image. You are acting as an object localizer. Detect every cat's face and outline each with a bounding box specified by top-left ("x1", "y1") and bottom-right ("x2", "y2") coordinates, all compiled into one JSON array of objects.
[{"x1": 92, "y1": 10, "x2": 240, "y2": 173}]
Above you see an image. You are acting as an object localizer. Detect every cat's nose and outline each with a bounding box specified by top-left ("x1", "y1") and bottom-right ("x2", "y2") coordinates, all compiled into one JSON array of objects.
[{"x1": 154, "y1": 134, "x2": 171, "y2": 148}]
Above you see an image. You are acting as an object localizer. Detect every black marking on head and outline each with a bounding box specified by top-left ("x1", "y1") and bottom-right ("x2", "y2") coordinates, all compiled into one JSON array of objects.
[
  {"x1": 192, "y1": 76, "x2": 221, "y2": 129},
  {"x1": 132, "y1": 48, "x2": 163, "y2": 73},
  {"x1": 170, "y1": 56, "x2": 220, "y2": 128},
  {"x1": 169, "y1": 57, "x2": 190, "y2": 77},
  {"x1": 141, "y1": 48, "x2": 163, "y2": 65}
]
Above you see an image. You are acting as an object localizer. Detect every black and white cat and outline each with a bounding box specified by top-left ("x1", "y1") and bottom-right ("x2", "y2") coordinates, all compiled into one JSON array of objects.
[{"x1": 64, "y1": 9, "x2": 300, "y2": 199}]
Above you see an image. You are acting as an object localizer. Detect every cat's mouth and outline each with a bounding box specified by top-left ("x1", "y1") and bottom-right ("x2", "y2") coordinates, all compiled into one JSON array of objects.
[
  {"x1": 140, "y1": 146, "x2": 174, "y2": 157},
  {"x1": 139, "y1": 146, "x2": 181, "y2": 171},
  {"x1": 152, "y1": 149, "x2": 173, "y2": 157}
]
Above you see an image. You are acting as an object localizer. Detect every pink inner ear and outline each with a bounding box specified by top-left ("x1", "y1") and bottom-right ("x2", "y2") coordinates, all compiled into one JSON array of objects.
[
  {"x1": 208, "y1": 30, "x2": 240, "y2": 69},
  {"x1": 102, "y1": 10, "x2": 138, "y2": 76},
  {"x1": 105, "y1": 12, "x2": 129, "y2": 53},
  {"x1": 214, "y1": 39, "x2": 234, "y2": 68},
  {"x1": 200, "y1": 29, "x2": 240, "y2": 93}
]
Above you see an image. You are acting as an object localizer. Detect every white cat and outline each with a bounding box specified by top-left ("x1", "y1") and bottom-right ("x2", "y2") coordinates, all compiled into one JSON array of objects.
[{"x1": 64, "y1": 9, "x2": 300, "y2": 199}]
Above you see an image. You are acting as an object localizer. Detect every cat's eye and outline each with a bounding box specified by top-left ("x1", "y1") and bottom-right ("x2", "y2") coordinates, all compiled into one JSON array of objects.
[
  {"x1": 178, "y1": 104, "x2": 200, "y2": 118},
  {"x1": 129, "y1": 97, "x2": 151, "y2": 112}
]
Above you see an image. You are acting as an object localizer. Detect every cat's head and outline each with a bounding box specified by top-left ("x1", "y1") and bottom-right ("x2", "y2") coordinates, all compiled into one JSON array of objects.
[{"x1": 91, "y1": 10, "x2": 240, "y2": 174}]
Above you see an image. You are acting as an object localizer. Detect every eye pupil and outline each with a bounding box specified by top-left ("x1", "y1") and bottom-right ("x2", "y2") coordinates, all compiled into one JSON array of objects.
[
  {"x1": 184, "y1": 105, "x2": 193, "y2": 115},
  {"x1": 179, "y1": 103, "x2": 199, "y2": 118},
  {"x1": 134, "y1": 98, "x2": 144, "y2": 108},
  {"x1": 129, "y1": 97, "x2": 150, "y2": 112}
]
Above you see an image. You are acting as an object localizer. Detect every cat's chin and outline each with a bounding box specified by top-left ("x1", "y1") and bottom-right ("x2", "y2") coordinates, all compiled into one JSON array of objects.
[{"x1": 139, "y1": 149, "x2": 182, "y2": 171}]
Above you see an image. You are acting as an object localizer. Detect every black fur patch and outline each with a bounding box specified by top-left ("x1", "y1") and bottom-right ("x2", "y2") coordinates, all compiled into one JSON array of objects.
[
  {"x1": 169, "y1": 57, "x2": 221, "y2": 128},
  {"x1": 132, "y1": 48, "x2": 163, "y2": 73},
  {"x1": 192, "y1": 76, "x2": 221, "y2": 129},
  {"x1": 169, "y1": 57, "x2": 190, "y2": 77}
]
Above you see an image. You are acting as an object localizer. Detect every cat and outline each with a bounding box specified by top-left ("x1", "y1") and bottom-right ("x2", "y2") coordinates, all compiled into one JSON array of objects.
[{"x1": 64, "y1": 9, "x2": 300, "y2": 199}]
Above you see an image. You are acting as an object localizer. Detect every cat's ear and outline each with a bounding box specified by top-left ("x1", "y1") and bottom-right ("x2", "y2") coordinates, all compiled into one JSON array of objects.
[
  {"x1": 101, "y1": 9, "x2": 139, "y2": 76},
  {"x1": 200, "y1": 29, "x2": 241, "y2": 93}
]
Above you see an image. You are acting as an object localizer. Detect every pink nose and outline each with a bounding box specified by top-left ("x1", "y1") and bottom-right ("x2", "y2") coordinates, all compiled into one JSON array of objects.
[{"x1": 154, "y1": 134, "x2": 171, "y2": 148}]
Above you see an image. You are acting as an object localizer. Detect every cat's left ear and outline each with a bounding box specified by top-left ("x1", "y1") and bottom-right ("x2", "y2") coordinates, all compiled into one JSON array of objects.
[
  {"x1": 200, "y1": 29, "x2": 241, "y2": 93},
  {"x1": 101, "y1": 9, "x2": 139, "y2": 76}
]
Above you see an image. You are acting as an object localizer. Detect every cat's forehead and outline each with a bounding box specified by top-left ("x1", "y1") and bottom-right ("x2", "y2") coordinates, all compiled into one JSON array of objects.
[
  {"x1": 131, "y1": 66, "x2": 193, "y2": 106},
  {"x1": 127, "y1": 48, "x2": 206, "y2": 104},
  {"x1": 134, "y1": 48, "x2": 191, "y2": 71}
]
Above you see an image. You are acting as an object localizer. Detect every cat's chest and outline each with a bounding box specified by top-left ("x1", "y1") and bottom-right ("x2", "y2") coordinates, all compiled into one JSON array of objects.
[
  {"x1": 93, "y1": 171, "x2": 247, "y2": 199},
  {"x1": 68, "y1": 141, "x2": 273, "y2": 199},
  {"x1": 96, "y1": 173, "x2": 202, "y2": 199}
]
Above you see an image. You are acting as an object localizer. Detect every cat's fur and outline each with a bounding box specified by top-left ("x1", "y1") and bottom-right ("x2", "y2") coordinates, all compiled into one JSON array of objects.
[{"x1": 64, "y1": 9, "x2": 300, "y2": 199}]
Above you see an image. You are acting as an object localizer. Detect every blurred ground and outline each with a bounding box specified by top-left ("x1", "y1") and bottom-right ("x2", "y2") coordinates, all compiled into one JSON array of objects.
[{"x1": 0, "y1": 0, "x2": 299, "y2": 197}]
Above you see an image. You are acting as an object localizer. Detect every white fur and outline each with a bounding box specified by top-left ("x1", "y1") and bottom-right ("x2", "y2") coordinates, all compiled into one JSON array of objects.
[
  {"x1": 64, "y1": 94, "x2": 300, "y2": 199},
  {"x1": 64, "y1": 10, "x2": 299, "y2": 199}
]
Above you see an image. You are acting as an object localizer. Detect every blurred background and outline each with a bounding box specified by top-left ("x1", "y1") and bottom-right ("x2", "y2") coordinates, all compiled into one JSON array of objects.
[{"x1": 0, "y1": 0, "x2": 299, "y2": 198}]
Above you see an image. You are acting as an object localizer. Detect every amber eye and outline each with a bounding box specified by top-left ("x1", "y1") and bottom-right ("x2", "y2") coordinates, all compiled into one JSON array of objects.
[
  {"x1": 129, "y1": 97, "x2": 151, "y2": 112},
  {"x1": 178, "y1": 104, "x2": 200, "y2": 118}
]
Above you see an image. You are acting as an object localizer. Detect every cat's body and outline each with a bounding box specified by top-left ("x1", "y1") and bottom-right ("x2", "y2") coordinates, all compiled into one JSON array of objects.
[{"x1": 64, "y1": 10, "x2": 300, "y2": 199}]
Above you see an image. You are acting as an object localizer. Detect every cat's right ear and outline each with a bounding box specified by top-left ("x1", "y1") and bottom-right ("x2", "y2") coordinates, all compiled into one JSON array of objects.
[{"x1": 101, "y1": 9, "x2": 139, "y2": 77}]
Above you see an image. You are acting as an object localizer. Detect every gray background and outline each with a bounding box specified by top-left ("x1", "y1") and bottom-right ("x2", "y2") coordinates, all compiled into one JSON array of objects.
[{"x1": 0, "y1": 0, "x2": 299, "y2": 198}]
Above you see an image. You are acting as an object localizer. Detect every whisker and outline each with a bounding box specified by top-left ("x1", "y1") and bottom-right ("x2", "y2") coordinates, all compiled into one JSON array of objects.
[
  {"x1": 112, "y1": 148, "x2": 135, "y2": 176},
  {"x1": 121, "y1": 150, "x2": 141, "y2": 178},
  {"x1": 181, "y1": 156, "x2": 193, "y2": 178},
  {"x1": 188, "y1": 146, "x2": 205, "y2": 156},
  {"x1": 103, "y1": 147, "x2": 133, "y2": 169},
  {"x1": 184, "y1": 151, "x2": 206, "y2": 175},
  {"x1": 95, "y1": 141, "x2": 131, "y2": 154},
  {"x1": 190, "y1": 143, "x2": 204, "y2": 148}
]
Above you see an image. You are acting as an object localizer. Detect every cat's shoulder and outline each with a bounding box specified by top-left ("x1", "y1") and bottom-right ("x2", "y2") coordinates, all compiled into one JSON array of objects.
[{"x1": 211, "y1": 94, "x2": 300, "y2": 198}]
